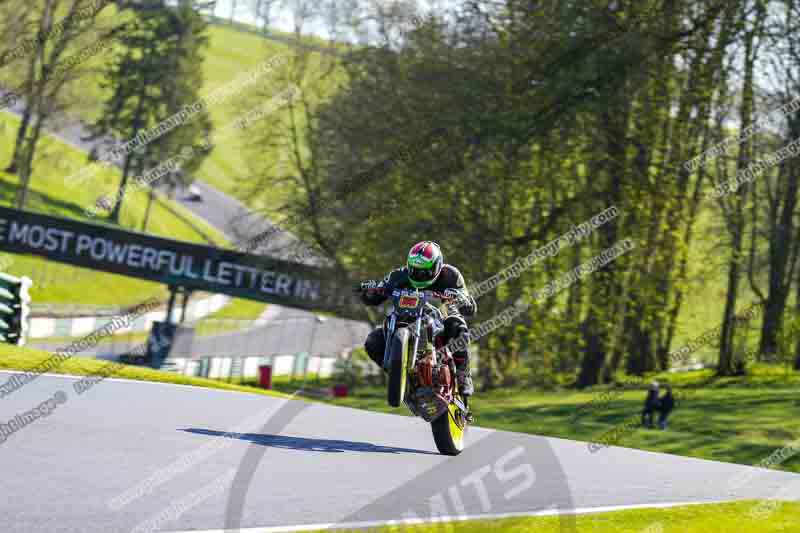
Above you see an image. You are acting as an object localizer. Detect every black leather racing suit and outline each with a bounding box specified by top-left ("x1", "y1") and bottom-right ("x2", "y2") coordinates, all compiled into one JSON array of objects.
[{"x1": 361, "y1": 264, "x2": 477, "y2": 378}]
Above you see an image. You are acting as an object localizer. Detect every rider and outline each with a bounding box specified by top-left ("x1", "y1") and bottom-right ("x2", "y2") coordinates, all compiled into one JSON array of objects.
[{"x1": 358, "y1": 241, "x2": 477, "y2": 398}]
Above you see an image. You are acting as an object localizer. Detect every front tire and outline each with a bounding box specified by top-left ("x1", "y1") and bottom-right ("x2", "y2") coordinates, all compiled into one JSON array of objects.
[
  {"x1": 387, "y1": 328, "x2": 411, "y2": 407},
  {"x1": 431, "y1": 403, "x2": 466, "y2": 455}
]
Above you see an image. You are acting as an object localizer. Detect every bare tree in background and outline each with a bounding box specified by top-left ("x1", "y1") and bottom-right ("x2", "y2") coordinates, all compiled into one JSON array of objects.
[
  {"x1": 744, "y1": 0, "x2": 800, "y2": 365},
  {"x1": 4, "y1": 0, "x2": 118, "y2": 209}
]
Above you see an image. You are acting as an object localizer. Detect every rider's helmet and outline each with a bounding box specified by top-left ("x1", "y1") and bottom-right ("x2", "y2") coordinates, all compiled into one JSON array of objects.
[{"x1": 406, "y1": 241, "x2": 444, "y2": 288}]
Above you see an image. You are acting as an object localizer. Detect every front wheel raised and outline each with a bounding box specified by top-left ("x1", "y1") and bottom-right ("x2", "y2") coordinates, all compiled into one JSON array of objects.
[
  {"x1": 431, "y1": 403, "x2": 466, "y2": 455},
  {"x1": 387, "y1": 328, "x2": 410, "y2": 408}
]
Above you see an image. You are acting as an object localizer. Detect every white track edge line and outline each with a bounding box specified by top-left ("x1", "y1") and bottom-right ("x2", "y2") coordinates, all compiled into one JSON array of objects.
[
  {"x1": 162, "y1": 499, "x2": 740, "y2": 533},
  {"x1": 0, "y1": 369, "x2": 293, "y2": 398}
]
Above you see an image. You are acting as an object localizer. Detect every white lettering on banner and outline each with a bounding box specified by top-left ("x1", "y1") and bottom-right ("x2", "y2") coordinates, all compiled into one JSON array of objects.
[
  {"x1": 202, "y1": 259, "x2": 218, "y2": 283},
  {"x1": 242, "y1": 265, "x2": 259, "y2": 288},
  {"x1": 76, "y1": 234, "x2": 92, "y2": 255},
  {"x1": 185, "y1": 256, "x2": 200, "y2": 279},
  {"x1": 168, "y1": 253, "x2": 183, "y2": 276},
  {"x1": 28, "y1": 226, "x2": 44, "y2": 248},
  {"x1": 90, "y1": 238, "x2": 107, "y2": 261},
  {"x1": 108, "y1": 242, "x2": 128, "y2": 263},
  {"x1": 0, "y1": 219, "x2": 324, "y2": 303},
  {"x1": 157, "y1": 250, "x2": 172, "y2": 271},
  {"x1": 9, "y1": 221, "x2": 29, "y2": 244},
  {"x1": 44, "y1": 229, "x2": 58, "y2": 251},
  {"x1": 59, "y1": 230, "x2": 75, "y2": 252},
  {"x1": 232, "y1": 264, "x2": 247, "y2": 286},
  {"x1": 260, "y1": 271, "x2": 276, "y2": 294},
  {"x1": 217, "y1": 261, "x2": 233, "y2": 285},
  {"x1": 142, "y1": 247, "x2": 158, "y2": 270},
  {"x1": 3, "y1": 223, "x2": 77, "y2": 253},
  {"x1": 128, "y1": 244, "x2": 142, "y2": 268},
  {"x1": 297, "y1": 279, "x2": 320, "y2": 300},
  {"x1": 275, "y1": 274, "x2": 291, "y2": 296}
]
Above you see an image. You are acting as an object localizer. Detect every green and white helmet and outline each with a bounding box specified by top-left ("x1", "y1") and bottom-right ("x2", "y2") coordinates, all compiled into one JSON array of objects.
[{"x1": 406, "y1": 241, "x2": 444, "y2": 288}]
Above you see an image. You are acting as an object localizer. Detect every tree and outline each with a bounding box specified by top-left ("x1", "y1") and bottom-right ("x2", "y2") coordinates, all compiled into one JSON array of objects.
[
  {"x1": 743, "y1": 0, "x2": 800, "y2": 362},
  {"x1": 139, "y1": 0, "x2": 212, "y2": 230},
  {"x1": 5, "y1": 0, "x2": 117, "y2": 209},
  {"x1": 710, "y1": 0, "x2": 766, "y2": 376},
  {"x1": 87, "y1": 0, "x2": 212, "y2": 224}
]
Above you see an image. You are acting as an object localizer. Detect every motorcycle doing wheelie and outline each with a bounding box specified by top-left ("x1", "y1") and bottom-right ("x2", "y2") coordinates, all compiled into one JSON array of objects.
[{"x1": 361, "y1": 281, "x2": 471, "y2": 455}]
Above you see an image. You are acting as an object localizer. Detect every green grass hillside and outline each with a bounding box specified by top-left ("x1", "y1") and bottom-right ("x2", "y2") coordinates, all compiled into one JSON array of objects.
[
  {"x1": 0, "y1": 17, "x2": 345, "y2": 308},
  {"x1": 0, "y1": 11, "x2": 346, "y2": 210},
  {"x1": 0, "y1": 112, "x2": 228, "y2": 305}
]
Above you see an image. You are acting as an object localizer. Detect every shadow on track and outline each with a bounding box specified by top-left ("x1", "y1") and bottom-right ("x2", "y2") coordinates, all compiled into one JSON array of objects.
[{"x1": 180, "y1": 428, "x2": 439, "y2": 455}]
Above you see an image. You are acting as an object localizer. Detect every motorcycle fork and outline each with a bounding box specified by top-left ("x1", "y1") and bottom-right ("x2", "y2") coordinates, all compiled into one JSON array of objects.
[
  {"x1": 409, "y1": 316, "x2": 422, "y2": 368},
  {"x1": 382, "y1": 314, "x2": 397, "y2": 369}
]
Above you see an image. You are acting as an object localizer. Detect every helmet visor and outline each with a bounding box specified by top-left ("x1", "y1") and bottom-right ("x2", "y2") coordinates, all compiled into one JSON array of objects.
[{"x1": 409, "y1": 265, "x2": 437, "y2": 284}]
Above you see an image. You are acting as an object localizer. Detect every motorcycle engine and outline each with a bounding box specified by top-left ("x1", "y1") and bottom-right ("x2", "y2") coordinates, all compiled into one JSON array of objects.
[
  {"x1": 416, "y1": 349, "x2": 451, "y2": 390},
  {"x1": 434, "y1": 363, "x2": 451, "y2": 389},
  {"x1": 418, "y1": 352, "x2": 435, "y2": 387}
]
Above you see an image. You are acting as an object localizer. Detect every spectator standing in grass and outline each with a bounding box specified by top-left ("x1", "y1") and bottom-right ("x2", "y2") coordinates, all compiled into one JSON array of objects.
[
  {"x1": 658, "y1": 386, "x2": 675, "y2": 431},
  {"x1": 641, "y1": 381, "x2": 660, "y2": 428}
]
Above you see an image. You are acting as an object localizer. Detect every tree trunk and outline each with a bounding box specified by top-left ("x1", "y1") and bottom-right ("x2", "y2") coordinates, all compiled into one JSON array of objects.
[
  {"x1": 6, "y1": 104, "x2": 32, "y2": 174},
  {"x1": 758, "y1": 146, "x2": 800, "y2": 361},
  {"x1": 141, "y1": 187, "x2": 155, "y2": 232},
  {"x1": 15, "y1": 114, "x2": 45, "y2": 209},
  {"x1": 719, "y1": 215, "x2": 744, "y2": 375},
  {"x1": 795, "y1": 279, "x2": 800, "y2": 370},
  {"x1": 111, "y1": 81, "x2": 147, "y2": 224},
  {"x1": 719, "y1": 0, "x2": 761, "y2": 376},
  {"x1": 110, "y1": 152, "x2": 134, "y2": 224},
  {"x1": 577, "y1": 313, "x2": 605, "y2": 388}
]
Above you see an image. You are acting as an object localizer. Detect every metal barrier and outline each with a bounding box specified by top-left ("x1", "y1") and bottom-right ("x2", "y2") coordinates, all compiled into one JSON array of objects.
[{"x1": 29, "y1": 313, "x2": 371, "y2": 379}]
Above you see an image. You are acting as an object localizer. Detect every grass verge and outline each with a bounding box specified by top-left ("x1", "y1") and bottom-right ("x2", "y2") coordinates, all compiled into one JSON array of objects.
[
  {"x1": 0, "y1": 344, "x2": 291, "y2": 399},
  {"x1": 302, "y1": 500, "x2": 797, "y2": 532}
]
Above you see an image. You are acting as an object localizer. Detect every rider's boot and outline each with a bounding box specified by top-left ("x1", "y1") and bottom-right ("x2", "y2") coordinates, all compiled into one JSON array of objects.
[{"x1": 456, "y1": 365, "x2": 474, "y2": 396}]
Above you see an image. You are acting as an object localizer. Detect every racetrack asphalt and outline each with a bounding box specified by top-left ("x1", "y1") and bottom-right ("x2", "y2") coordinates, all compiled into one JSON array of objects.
[{"x1": 1, "y1": 371, "x2": 798, "y2": 533}]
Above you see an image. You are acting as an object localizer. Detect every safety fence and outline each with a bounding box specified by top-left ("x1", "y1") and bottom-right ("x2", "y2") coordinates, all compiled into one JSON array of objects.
[
  {"x1": 27, "y1": 294, "x2": 229, "y2": 338},
  {"x1": 166, "y1": 352, "x2": 340, "y2": 380},
  {"x1": 29, "y1": 314, "x2": 371, "y2": 379}
]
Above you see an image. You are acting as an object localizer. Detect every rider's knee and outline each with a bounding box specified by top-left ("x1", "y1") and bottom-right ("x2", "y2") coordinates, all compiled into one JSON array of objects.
[
  {"x1": 444, "y1": 316, "x2": 469, "y2": 341},
  {"x1": 364, "y1": 328, "x2": 385, "y2": 365}
]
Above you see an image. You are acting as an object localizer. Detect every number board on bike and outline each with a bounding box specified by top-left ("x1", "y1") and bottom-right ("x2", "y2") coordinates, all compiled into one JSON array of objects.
[
  {"x1": 393, "y1": 289, "x2": 423, "y2": 318},
  {"x1": 399, "y1": 295, "x2": 420, "y2": 309}
]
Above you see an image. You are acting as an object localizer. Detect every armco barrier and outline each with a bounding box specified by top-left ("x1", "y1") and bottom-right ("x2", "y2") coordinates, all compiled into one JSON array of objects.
[
  {"x1": 27, "y1": 294, "x2": 228, "y2": 339},
  {"x1": 169, "y1": 353, "x2": 340, "y2": 379}
]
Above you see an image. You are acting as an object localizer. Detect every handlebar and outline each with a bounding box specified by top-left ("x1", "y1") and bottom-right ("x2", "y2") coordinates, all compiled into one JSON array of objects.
[{"x1": 357, "y1": 282, "x2": 458, "y2": 303}]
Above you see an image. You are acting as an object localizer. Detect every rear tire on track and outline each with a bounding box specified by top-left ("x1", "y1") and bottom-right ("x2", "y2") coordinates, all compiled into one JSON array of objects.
[
  {"x1": 431, "y1": 403, "x2": 466, "y2": 455},
  {"x1": 387, "y1": 328, "x2": 410, "y2": 408}
]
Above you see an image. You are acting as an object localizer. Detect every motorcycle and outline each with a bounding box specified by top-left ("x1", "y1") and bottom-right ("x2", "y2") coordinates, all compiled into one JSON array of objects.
[{"x1": 360, "y1": 281, "x2": 470, "y2": 455}]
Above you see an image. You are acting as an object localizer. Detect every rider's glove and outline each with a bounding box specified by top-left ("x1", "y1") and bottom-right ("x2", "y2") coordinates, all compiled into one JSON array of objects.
[
  {"x1": 442, "y1": 288, "x2": 463, "y2": 304},
  {"x1": 356, "y1": 279, "x2": 382, "y2": 294},
  {"x1": 362, "y1": 280, "x2": 379, "y2": 290}
]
